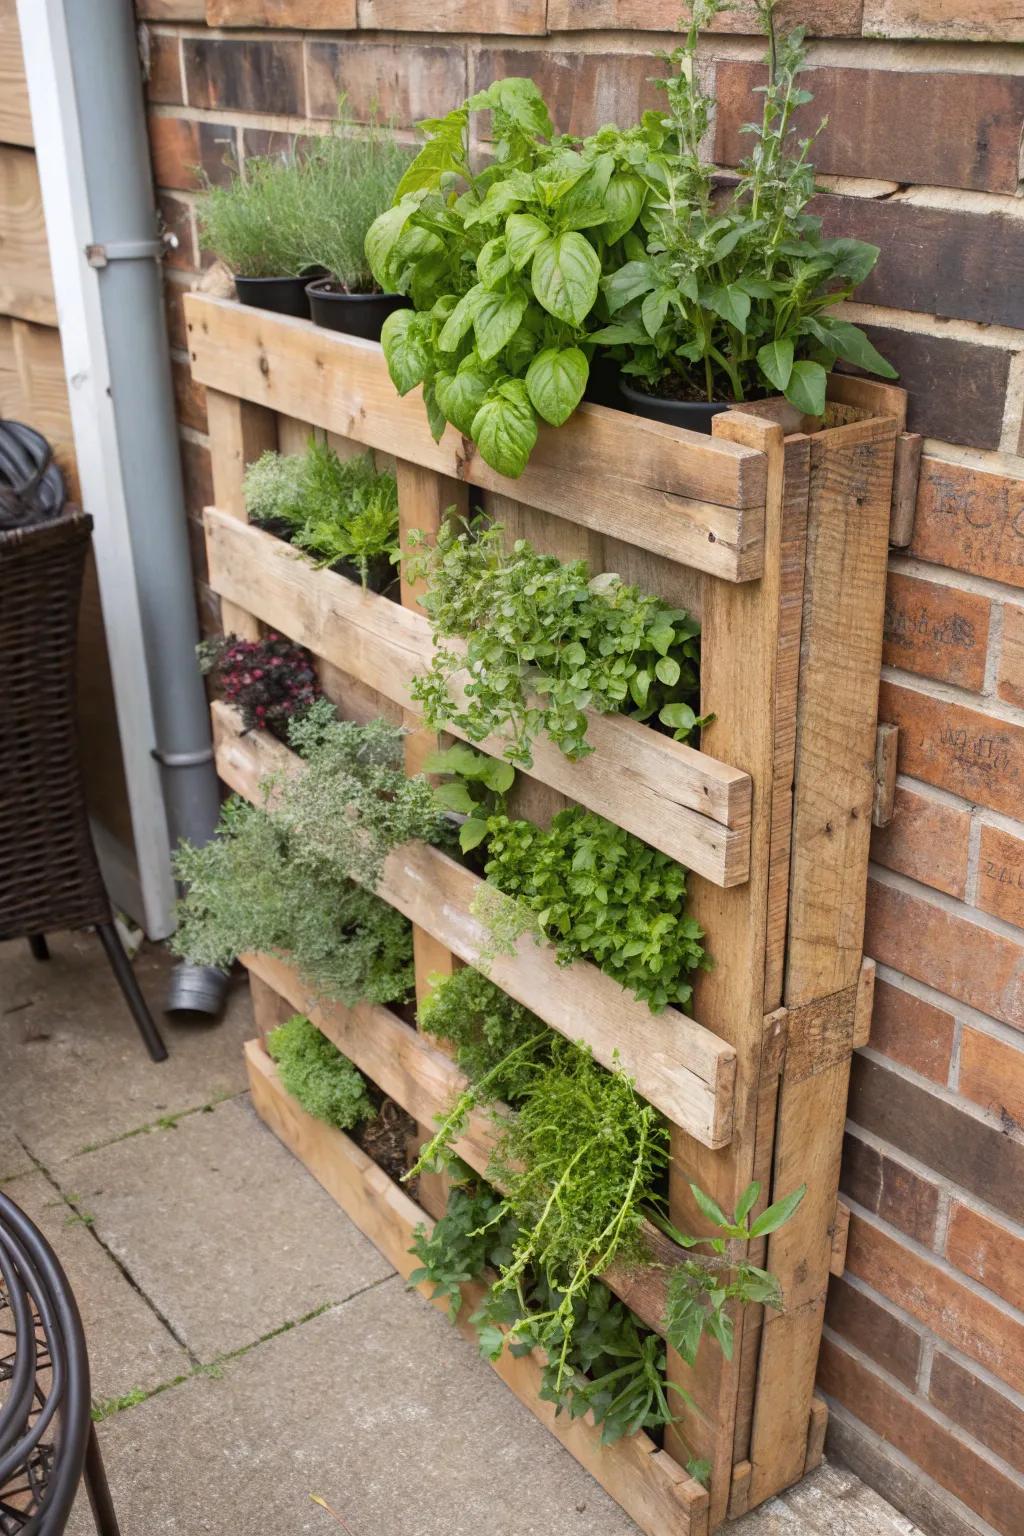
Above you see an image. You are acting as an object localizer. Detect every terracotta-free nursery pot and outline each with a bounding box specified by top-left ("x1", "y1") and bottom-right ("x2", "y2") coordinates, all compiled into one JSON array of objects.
[
  {"x1": 306, "y1": 279, "x2": 409, "y2": 341},
  {"x1": 619, "y1": 378, "x2": 730, "y2": 435},
  {"x1": 234, "y1": 273, "x2": 316, "y2": 319}
]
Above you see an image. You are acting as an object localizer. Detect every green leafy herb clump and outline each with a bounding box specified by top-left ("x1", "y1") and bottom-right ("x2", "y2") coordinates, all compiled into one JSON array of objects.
[
  {"x1": 196, "y1": 154, "x2": 310, "y2": 279},
  {"x1": 595, "y1": 1, "x2": 896, "y2": 412},
  {"x1": 418, "y1": 962, "x2": 544, "y2": 1088},
  {"x1": 267, "y1": 1013, "x2": 374, "y2": 1130},
  {"x1": 366, "y1": 78, "x2": 662, "y2": 477},
  {"x1": 171, "y1": 797, "x2": 414, "y2": 1008},
  {"x1": 409, "y1": 518, "x2": 706, "y2": 767},
  {"x1": 300, "y1": 114, "x2": 413, "y2": 293},
  {"x1": 478, "y1": 808, "x2": 709, "y2": 1011},
  {"x1": 242, "y1": 441, "x2": 399, "y2": 590}
]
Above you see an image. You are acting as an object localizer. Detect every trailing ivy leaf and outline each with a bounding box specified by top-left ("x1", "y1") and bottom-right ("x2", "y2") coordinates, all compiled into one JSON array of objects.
[
  {"x1": 748, "y1": 1184, "x2": 806, "y2": 1240},
  {"x1": 380, "y1": 309, "x2": 429, "y2": 396},
  {"x1": 471, "y1": 379, "x2": 538, "y2": 478},
  {"x1": 505, "y1": 212, "x2": 551, "y2": 271},
  {"x1": 816, "y1": 318, "x2": 899, "y2": 379},
  {"x1": 785, "y1": 359, "x2": 827, "y2": 416},
  {"x1": 525, "y1": 345, "x2": 588, "y2": 427},
  {"x1": 477, "y1": 237, "x2": 513, "y2": 289},
  {"x1": 531, "y1": 232, "x2": 601, "y2": 326},
  {"x1": 757, "y1": 337, "x2": 794, "y2": 393},
  {"x1": 474, "y1": 289, "x2": 529, "y2": 363}
]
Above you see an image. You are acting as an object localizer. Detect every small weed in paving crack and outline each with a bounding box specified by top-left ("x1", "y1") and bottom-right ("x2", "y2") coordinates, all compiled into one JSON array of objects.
[{"x1": 76, "y1": 1092, "x2": 240, "y2": 1156}]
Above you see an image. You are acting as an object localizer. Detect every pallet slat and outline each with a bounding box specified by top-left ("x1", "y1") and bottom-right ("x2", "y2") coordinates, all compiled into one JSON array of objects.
[
  {"x1": 245, "y1": 1039, "x2": 711, "y2": 1536},
  {"x1": 185, "y1": 293, "x2": 767, "y2": 582},
  {"x1": 213, "y1": 701, "x2": 736, "y2": 1147},
  {"x1": 203, "y1": 507, "x2": 752, "y2": 886}
]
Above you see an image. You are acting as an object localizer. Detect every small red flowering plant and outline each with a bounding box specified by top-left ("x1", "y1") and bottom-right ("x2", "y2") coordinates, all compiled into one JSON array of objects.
[{"x1": 198, "y1": 632, "x2": 321, "y2": 740}]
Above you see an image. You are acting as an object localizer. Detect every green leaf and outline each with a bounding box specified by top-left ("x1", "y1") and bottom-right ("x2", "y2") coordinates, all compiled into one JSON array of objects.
[
  {"x1": 531, "y1": 232, "x2": 601, "y2": 326},
  {"x1": 654, "y1": 655, "x2": 681, "y2": 686},
  {"x1": 396, "y1": 109, "x2": 469, "y2": 199},
  {"x1": 704, "y1": 283, "x2": 750, "y2": 334},
  {"x1": 823, "y1": 237, "x2": 880, "y2": 286},
  {"x1": 467, "y1": 77, "x2": 553, "y2": 140},
  {"x1": 749, "y1": 1184, "x2": 806, "y2": 1240},
  {"x1": 785, "y1": 359, "x2": 827, "y2": 417},
  {"x1": 434, "y1": 368, "x2": 490, "y2": 438},
  {"x1": 506, "y1": 213, "x2": 551, "y2": 271},
  {"x1": 658, "y1": 702, "x2": 696, "y2": 736},
  {"x1": 588, "y1": 321, "x2": 647, "y2": 346},
  {"x1": 757, "y1": 337, "x2": 794, "y2": 393},
  {"x1": 690, "y1": 1183, "x2": 730, "y2": 1230},
  {"x1": 474, "y1": 289, "x2": 529, "y2": 363},
  {"x1": 477, "y1": 237, "x2": 512, "y2": 289},
  {"x1": 734, "y1": 1182, "x2": 760, "y2": 1225},
  {"x1": 380, "y1": 309, "x2": 428, "y2": 396},
  {"x1": 364, "y1": 197, "x2": 420, "y2": 292},
  {"x1": 439, "y1": 285, "x2": 485, "y2": 352},
  {"x1": 641, "y1": 287, "x2": 671, "y2": 339},
  {"x1": 479, "y1": 758, "x2": 516, "y2": 795},
  {"x1": 601, "y1": 259, "x2": 657, "y2": 314},
  {"x1": 433, "y1": 781, "x2": 477, "y2": 814},
  {"x1": 424, "y1": 743, "x2": 489, "y2": 778},
  {"x1": 525, "y1": 346, "x2": 588, "y2": 428},
  {"x1": 463, "y1": 172, "x2": 536, "y2": 229},
  {"x1": 600, "y1": 173, "x2": 646, "y2": 246},
  {"x1": 471, "y1": 380, "x2": 538, "y2": 478},
  {"x1": 459, "y1": 817, "x2": 490, "y2": 853},
  {"x1": 817, "y1": 319, "x2": 898, "y2": 379},
  {"x1": 422, "y1": 378, "x2": 446, "y2": 442}
]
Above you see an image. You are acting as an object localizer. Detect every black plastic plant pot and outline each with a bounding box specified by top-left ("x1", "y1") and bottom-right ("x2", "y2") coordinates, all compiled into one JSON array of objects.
[
  {"x1": 618, "y1": 378, "x2": 730, "y2": 435},
  {"x1": 330, "y1": 554, "x2": 399, "y2": 597},
  {"x1": 306, "y1": 279, "x2": 409, "y2": 341},
  {"x1": 234, "y1": 273, "x2": 315, "y2": 319},
  {"x1": 583, "y1": 356, "x2": 622, "y2": 409},
  {"x1": 251, "y1": 515, "x2": 296, "y2": 542}
]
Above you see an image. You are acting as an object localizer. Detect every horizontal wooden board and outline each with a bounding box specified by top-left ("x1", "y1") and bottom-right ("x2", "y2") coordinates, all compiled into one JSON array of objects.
[
  {"x1": 186, "y1": 293, "x2": 767, "y2": 581},
  {"x1": 204, "y1": 509, "x2": 751, "y2": 885},
  {"x1": 244, "y1": 948, "x2": 688, "y2": 1335},
  {"x1": 215, "y1": 703, "x2": 735, "y2": 1145},
  {"x1": 245, "y1": 1038, "x2": 710, "y2": 1536}
]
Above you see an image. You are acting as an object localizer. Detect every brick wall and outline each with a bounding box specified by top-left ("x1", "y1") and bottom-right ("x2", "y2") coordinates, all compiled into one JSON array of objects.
[{"x1": 134, "y1": 4, "x2": 1024, "y2": 1531}]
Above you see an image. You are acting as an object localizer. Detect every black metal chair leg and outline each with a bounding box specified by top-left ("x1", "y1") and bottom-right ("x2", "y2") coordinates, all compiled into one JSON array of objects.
[
  {"x1": 83, "y1": 1423, "x2": 122, "y2": 1536},
  {"x1": 94, "y1": 923, "x2": 168, "y2": 1063},
  {"x1": 28, "y1": 932, "x2": 50, "y2": 961}
]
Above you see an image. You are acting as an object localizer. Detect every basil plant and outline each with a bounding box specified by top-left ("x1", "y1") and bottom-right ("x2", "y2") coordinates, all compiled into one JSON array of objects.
[
  {"x1": 595, "y1": 0, "x2": 897, "y2": 415},
  {"x1": 365, "y1": 78, "x2": 665, "y2": 478}
]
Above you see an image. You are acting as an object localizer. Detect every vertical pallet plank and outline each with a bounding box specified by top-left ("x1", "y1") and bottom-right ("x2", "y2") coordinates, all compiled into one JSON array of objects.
[
  {"x1": 205, "y1": 387, "x2": 277, "y2": 640},
  {"x1": 396, "y1": 459, "x2": 469, "y2": 1218},
  {"x1": 663, "y1": 412, "x2": 783, "y2": 1528},
  {"x1": 748, "y1": 415, "x2": 898, "y2": 1506}
]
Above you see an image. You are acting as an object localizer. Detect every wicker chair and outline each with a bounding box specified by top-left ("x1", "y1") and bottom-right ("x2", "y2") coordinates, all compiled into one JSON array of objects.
[
  {"x1": 0, "y1": 1189, "x2": 121, "y2": 1534},
  {"x1": 0, "y1": 512, "x2": 166, "y2": 1061}
]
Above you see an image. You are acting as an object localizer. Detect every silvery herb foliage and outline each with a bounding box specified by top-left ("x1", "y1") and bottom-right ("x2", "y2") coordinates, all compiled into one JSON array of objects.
[
  {"x1": 595, "y1": 0, "x2": 896, "y2": 412},
  {"x1": 365, "y1": 78, "x2": 666, "y2": 478}
]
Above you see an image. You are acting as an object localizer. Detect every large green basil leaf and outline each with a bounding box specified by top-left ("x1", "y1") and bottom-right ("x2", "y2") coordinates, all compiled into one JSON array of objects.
[
  {"x1": 438, "y1": 284, "x2": 485, "y2": 351},
  {"x1": 601, "y1": 259, "x2": 657, "y2": 314},
  {"x1": 422, "y1": 377, "x2": 447, "y2": 442},
  {"x1": 477, "y1": 237, "x2": 513, "y2": 289},
  {"x1": 471, "y1": 379, "x2": 538, "y2": 478},
  {"x1": 506, "y1": 213, "x2": 551, "y2": 271},
  {"x1": 463, "y1": 172, "x2": 537, "y2": 230},
  {"x1": 814, "y1": 318, "x2": 898, "y2": 379},
  {"x1": 599, "y1": 173, "x2": 646, "y2": 245},
  {"x1": 757, "y1": 337, "x2": 794, "y2": 392},
  {"x1": 785, "y1": 359, "x2": 828, "y2": 417},
  {"x1": 473, "y1": 289, "x2": 528, "y2": 362},
  {"x1": 822, "y1": 237, "x2": 880, "y2": 286},
  {"x1": 704, "y1": 283, "x2": 751, "y2": 334},
  {"x1": 525, "y1": 345, "x2": 588, "y2": 427},
  {"x1": 531, "y1": 232, "x2": 601, "y2": 326},
  {"x1": 466, "y1": 78, "x2": 553, "y2": 140},
  {"x1": 365, "y1": 196, "x2": 421, "y2": 292},
  {"x1": 380, "y1": 309, "x2": 428, "y2": 396},
  {"x1": 395, "y1": 109, "x2": 469, "y2": 199},
  {"x1": 641, "y1": 287, "x2": 672, "y2": 338},
  {"x1": 557, "y1": 153, "x2": 615, "y2": 232},
  {"x1": 435, "y1": 368, "x2": 490, "y2": 437}
]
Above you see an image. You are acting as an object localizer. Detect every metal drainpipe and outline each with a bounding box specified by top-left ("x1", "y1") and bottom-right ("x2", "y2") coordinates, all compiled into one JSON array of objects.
[{"x1": 59, "y1": 1, "x2": 227, "y2": 1015}]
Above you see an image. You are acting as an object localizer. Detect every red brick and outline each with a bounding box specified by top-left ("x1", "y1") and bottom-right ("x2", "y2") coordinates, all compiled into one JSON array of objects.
[
  {"x1": 180, "y1": 435, "x2": 213, "y2": 521},
  {"x1": 135, "y1": 0, "x2": 204, "y2": 16},
  {"x1": 871, "y1": 784, "x2": 970, "y2": 900},
  {"x1": 548, "y1": 0, "x2": 862, "y2": 29},
  {"x1": 824, "y1": 1274, "x2": 922, "y2": 1387},
  {"x1": 866, "y1": 877, "x2": 1024, "y2": 1029},
  {"x1": 846, "y1": 1212, "x2": 1024, "y2": 1393},
  {"x1": 158, "y1": 194, "x2": 195, "y2": 271},
  {"x1": 183, "y1": 38, "x2": 305, "y2": 117},
  {"x1": 307, "y1": 42, "x2": 466, "y2": 128},
  {"x1": 928, "y1": 1352, "x2": 1024, "y2": 1479},
  {"x1": 863, "y1": 0, "x2": 1024, "y2": 41},
  {"x1": 144, "y1": 31, "x2": 183, "y2": 106},
  {"x1": 848, "y1": 1055, "x2": 1024, "y2": 1221},
  {"x1": 912, "y1": 458, "x2": 1024, "y2": 590},
  {"x1": 206, "y1": 0, "x2": 356, "y2": 22},
  {"x1": 839, "y1": 1129, "x2": 940, "y2": 1246},
  {"x1": 241, "y1": 128, "x2": 298, "y2": 163},
  {"x1": 715, "y1": 61, "x2": 1024, "y2": 195},
  {"x1": 172, "y1": 357, "x2": 208, "y2": 435},
  {"x1": 165, "y1": 277, "x2": 189, "y2": 351},
  {"x1": 946, "y1": 1202, "x2": 1024, "y2": 1312},
  {"x1": 960, "y1": 1026, "x2": 1024, "y2": 1130},
  {"x1": 474, "y1": 49, "x2": 661, "y2": 139},
  {"x1": 878, "y1": 680, "x2": 1024, "y2": 820},
  {"x1": 360, "y1": 0, "x2": 545, "y2": 29},
  {"x1": 883, "y1": 570, "x2": 990, "y2": 691},
  {"x1": 999, "y1": 605, "x2": 1024, "y2": 708},
  {"x1": 977, "y1": 825, "x2": 1024, "y2": 930},
  {"x1": 818, "y1": 1336, "x2": 1024, "y2": 1536},
  {"x1": 842, "y1": 326, "x2": 1009, "y2": 451},
  {"x1": 866, "y1": 977, "x2": 955, "y2": 1083},
  {"x1": 815, "y1": 194, "x2": 1024, "y2": 331},
  {"x1": 149, "y1": 116, "x2": 237, "y2": 193}
]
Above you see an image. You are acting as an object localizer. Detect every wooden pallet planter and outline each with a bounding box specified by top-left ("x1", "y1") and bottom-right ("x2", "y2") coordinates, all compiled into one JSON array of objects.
[{"x1": 186, "y1": 289, "x2": 903, "y2": 1532}]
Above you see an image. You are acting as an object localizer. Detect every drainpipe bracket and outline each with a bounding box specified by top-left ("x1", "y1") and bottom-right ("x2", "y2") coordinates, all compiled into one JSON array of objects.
[
  {"x1": 86, "y1": 237, "x2": 170, "y2": 268},
  {"x1": 151, "y1": 746, "x2": 215, "y2": 769}
]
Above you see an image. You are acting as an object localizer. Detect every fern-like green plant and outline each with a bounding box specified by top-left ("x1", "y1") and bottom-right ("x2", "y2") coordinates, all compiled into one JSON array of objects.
[{"x1": 267, "y1": 1014, "x2": 374, "y2": 1130}]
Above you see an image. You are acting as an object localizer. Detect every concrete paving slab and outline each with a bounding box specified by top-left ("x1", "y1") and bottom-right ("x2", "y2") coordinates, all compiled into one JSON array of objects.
[
  {"x1": 67, "y1": 1276, "x2": 644, "y2": 1536},
  {"x1": 0, "y1": 932, "x2": 254, "y2": 1166},
  {"x1": 0, "y1": 1127, "x2": 32, "y2": 1181},
  {"x1": 0, "y1": 1168, "x2": 189, "y2": 1407},
  {"x1": 68, "y1": 1095, "x2": 393, "y2": 1360}
]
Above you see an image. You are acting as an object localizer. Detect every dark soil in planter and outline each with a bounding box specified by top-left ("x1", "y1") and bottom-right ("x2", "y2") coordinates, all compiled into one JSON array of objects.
[
  {"x1": 329, "y1": 554, "x2": 400, "y2": 599},
  {"x1": 234, "y1": 272, "x2": 321, "y2": 320},
  {"x1": 618, "y1": 377, "x2": 730, "y2": 435},
  {"x1": 251, "y1": 514, "x2": 297, "y2": 542},
  {"x1": 353, "y1": 1095, "x2": 419, "y2": 1191},
  {"x1": 306, "y1": 279, "x2": 409, "y2": 341}
]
